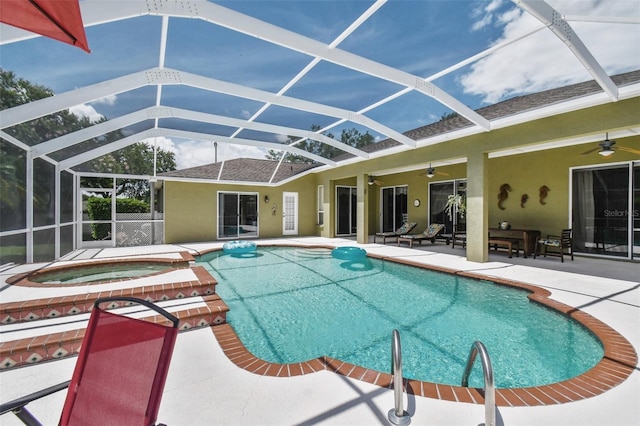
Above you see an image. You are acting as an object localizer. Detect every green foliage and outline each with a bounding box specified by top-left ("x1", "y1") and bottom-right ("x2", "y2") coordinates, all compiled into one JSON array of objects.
[
  {"x1": 83, "y1": 142, "x2": 177, "y2": 200},
  {"x1": 86, "y1": 197, "x2": 149, "y2": 240},
  {"x1": 0, "y1": 68, "x2": 177, "y2": 221},
  {"x1": 440, "y1": 111, "x2": 459, "y2": 121},
  {"x1": 117, "y1": 198, "x2": 150, "y2": 213},
  {"x1": 86, "y1": 197, "x2": 111, "y2": 240},
  {"x1": 265, "y1": 125, "x2": 375, "y2": 164}
]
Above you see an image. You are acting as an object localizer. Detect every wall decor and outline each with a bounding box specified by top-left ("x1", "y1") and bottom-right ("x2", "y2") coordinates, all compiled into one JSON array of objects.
[
  {"x1": 539, "y1": 185, "x2": 550, "y2": 204},
  {"x1": 521, "y1": 193, "x2": 529, "y2": 208},
  {"x1": 498, "y1": 183, "x2": 511, "y2": 210}
]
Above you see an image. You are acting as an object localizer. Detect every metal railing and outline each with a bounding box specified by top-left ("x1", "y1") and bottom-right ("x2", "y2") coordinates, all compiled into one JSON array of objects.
[
  {"x1": 388, "y1": 329, "x2": 411, "y2": 425},
  {"x1": 461, "y1": 341, "x2": 496, "y2": 426}
]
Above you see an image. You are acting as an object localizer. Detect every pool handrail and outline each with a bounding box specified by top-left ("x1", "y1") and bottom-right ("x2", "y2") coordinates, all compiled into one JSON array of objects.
[
  {"x1": 388, "y1": 329, "x2": 411, "y2": 425},
  {"x1": 461, "y1": 340, "x2": 496, "y2": 426}
]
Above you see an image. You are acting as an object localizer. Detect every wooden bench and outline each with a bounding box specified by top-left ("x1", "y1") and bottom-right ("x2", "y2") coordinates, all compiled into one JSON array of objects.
[{"x1": 488, "y1": 238, "x2": 519, "y2": 258}]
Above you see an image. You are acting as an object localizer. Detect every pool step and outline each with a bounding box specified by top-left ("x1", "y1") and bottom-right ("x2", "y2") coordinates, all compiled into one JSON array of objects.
[
  {"x1": 0, "y1": 266, "x2": 216, "y2": 325},
  {"x1": 0, "y1": 294, "x2": 229, "y2": 370}
]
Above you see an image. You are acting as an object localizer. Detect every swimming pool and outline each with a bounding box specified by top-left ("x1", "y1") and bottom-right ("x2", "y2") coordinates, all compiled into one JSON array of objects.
[
  {"x1": 197, "y1": 246, "x2": 603, "y2": 389},
  {"x1": 9, "y1": 260, "x2": 183, "y2": 286}
]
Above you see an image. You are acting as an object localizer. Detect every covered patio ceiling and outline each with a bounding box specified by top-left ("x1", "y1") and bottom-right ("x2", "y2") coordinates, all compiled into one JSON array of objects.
[{"x1": 1, "y1": 0, "x2": 639, "y2": 183}]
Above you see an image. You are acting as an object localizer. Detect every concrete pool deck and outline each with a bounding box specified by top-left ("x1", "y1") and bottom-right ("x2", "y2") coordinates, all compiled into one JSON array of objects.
[{"x1": 0, "y1": 237, "x2": 638, "y2": 425}]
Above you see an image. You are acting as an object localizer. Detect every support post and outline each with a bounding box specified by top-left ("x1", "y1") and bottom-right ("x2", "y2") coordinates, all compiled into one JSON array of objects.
[{"x1": 466, "y1": 150, "x2": 489, "y2": 262}]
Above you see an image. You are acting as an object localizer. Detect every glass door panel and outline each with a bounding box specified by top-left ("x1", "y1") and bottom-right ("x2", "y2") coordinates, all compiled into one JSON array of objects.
[
  {"x1": 381, "y1": 186, "x2": 408, "y2": 232},
  {"x1": 381, "y1": 188, "x2": 395, "y2": 233},
  {"x1": 218, "y1": 192, "x2": 258, "y2": 239},
  {"x1": 572, "y1": 166, "x2": 630, "y2": 258},
  {"x1": 633, "y1": 163, "x2": 639, "y2": 259},
  {"x1": 239, "y1": 194, "x2": 258, "y2": 237},
  {"x1": 336, "y1": 186, "x2": 356, "y2": 236},
  {"x1": 219, "y1": 192, "x2": 239, "y2": 238},
  {"x1": 429, "y1": 181, "x2": 455, "y2": 234}
]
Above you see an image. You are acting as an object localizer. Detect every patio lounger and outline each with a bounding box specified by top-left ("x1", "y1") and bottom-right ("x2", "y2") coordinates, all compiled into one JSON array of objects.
[
  {"x1": 0, "y1": 297, "x2": 179, "y2": 426},
  {"x1": 374, "y1": 221, "x2": 417, "y2": 244},
  {"x1": 397, "y1": 223, "x2": 445, "y2": 248}
]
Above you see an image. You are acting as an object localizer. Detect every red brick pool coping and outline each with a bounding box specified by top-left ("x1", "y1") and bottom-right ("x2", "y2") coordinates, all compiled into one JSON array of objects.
[{"x1": 209, "y1": 247, "x2": 638, "y2": 407}]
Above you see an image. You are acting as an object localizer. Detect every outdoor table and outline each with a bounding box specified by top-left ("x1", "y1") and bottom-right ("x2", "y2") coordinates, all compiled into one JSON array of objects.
[{"x1": 488, "y1": 228, "x2": 541, "y2": 258}]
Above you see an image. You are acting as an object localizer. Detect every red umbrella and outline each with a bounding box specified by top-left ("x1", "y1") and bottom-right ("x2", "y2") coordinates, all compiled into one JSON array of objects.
[{"x1": 0, "y1": 0, "x2": 90, "y2": 52}]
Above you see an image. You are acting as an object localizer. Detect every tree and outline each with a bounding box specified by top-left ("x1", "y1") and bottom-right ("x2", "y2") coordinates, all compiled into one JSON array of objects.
[
  {"x1": 0, "y1": 68, "x2": 177, "y2": 208},
  {"x1": 1, "y1": 69, "x2": 73, "y2": 230},
  {"x1": 440, "y1": 111, "x2": 459, "y2": 121},
  {"x1": 265, "y1": 125, "x2": 374, "y2": 164},
  {"x1": 83, "y1": 142, "x2": 177, "y2": 200}
]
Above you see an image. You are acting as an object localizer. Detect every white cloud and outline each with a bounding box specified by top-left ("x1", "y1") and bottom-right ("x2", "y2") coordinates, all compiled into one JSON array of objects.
[
  {"x1": 275, "y1": 134, "x2": 290, "y2": 143},
  {"x1": 94, "y1": 94, "x2": 117, "y2": 106},
  {"x1": 69, "y1": 94, "x2": 117, "y2": 122},
  {"x1": 143, "y1": 137, "x2": 269, "y2": 170},
  {"x1": 461, "y1": 0, "x2": 640, "y2": 104},
  {"x1": 69, "y1": 103, "x2": 104, "y2": 122},
  {"x1": 471, "y1": 0, "x2": 505, "y2": 31}
]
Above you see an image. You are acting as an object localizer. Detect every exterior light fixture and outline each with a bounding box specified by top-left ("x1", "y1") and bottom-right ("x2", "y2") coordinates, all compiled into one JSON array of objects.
[
  {"x1": 426, "y1": 167, "x2": 435, "y2": 178},
  {"x1": 264, "y1": 195, "x2": 270, "y2": 203}
]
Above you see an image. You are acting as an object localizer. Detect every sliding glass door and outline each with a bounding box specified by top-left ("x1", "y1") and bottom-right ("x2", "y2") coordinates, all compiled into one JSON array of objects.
[
  {"x1": 572, "y1": 162, "x2": 638, "y2": 259},
  {"x1": 380, "y1": 186, "x2": 408, "y2": 233},
  {"x1": 429, "y1": 180, "x2": 466, "y2": 235},
  {"x1": 336, "y1": 186, "x2": 357, "y2": 236},
  {"x1": 218, "y1": 192, "x2": 258, "y2": 239}
]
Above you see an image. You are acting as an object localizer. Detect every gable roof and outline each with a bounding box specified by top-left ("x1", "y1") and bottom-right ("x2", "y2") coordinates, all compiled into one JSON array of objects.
[{"x1": 160, "y1": 158, "x2": 318, "y2": 183}]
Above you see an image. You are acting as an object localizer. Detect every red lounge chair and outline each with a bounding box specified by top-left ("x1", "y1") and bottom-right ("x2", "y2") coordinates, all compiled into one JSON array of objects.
[{"x1": 0, "y1": 297, "x2": 179, "y2": 426}]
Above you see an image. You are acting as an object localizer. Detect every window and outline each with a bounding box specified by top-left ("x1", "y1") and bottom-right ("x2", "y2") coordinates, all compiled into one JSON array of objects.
[{"x1": 317, "y1": 185, "x2": 324, "y2": 226}]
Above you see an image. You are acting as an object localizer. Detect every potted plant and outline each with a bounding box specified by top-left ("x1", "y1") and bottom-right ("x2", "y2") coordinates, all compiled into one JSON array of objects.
[{"x1": 445, "y1": 194, "x2": 466, "y2": 220}]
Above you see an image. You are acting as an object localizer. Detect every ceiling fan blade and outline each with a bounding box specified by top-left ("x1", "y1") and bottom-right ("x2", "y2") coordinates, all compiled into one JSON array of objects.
[
  {"x1": 580, "y1": 146, "x2": 600, "y2": 155},
  {"x1": 618, "y1": 146, "x2": 640, "y2": 155},
  {"x1": 436, "y1": 171, "x2": 449, "y2": 176}
]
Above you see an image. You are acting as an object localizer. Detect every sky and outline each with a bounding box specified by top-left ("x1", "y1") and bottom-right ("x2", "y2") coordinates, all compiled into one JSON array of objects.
[{"x1": 1, "y1": 0, "x2": 639, "y2": 170}]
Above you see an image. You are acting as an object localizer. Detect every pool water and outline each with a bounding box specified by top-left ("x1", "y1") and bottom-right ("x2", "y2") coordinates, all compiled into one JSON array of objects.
[
  {"x1": 33, "y1": 263, "x2": 171, "y2": 284},
  {"x1": 196, "y1": 247, "x2": 604, "y2": 389}
]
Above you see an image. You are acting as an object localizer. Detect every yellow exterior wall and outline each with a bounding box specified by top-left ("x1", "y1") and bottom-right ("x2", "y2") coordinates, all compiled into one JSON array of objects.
[
  {"x1": 163, "y1": 97, "x2": 639, "y2": 247},
  {"x1": 164, "y1": 181, "x2": 217, "y2": 243},
  {"x1": 164, "y1": 175, "x2": 318, "y2": 243},
  {"x1": 486, "y1": 137, "x2": 640, "y2": 237}
]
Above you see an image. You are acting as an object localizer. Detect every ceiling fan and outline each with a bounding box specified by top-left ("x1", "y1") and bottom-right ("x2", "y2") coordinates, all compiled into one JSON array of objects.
[
  {"x1": 368, "y1": 175, "x2": 384, "y2": 186},
  {"x1": 581, "y1": 133, "x2": 640, "y2": 157},
  {"x1": 419, "y1": 164, "x2": 449, "y2": 178}
]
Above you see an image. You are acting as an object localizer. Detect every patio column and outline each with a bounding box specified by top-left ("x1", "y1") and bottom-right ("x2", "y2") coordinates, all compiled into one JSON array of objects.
[
  {"x1": 357, "y1": 173, "x2": 369, "y2": 244},
  {"x1": 319, "y1": 177, "x2": 331, "y2": 238},
  {"x1": 466, "y1": 150, "x2": 489, "y2": 262}
]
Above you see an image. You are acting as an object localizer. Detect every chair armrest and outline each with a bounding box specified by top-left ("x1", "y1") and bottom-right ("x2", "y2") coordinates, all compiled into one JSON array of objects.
[
  {"x1": 94, "y1": 296, "x2": 179, "y2": 328},
  {"x1": 0, "y1": 380, "x2": 70, "y2": 416}
]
